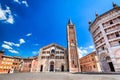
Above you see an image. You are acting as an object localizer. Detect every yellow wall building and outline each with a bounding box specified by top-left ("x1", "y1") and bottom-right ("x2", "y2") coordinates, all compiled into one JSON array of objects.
[
  {"x1": 79, "y1": 51, "x2": 101, "y2": 72},
  {"x1": 0, "y1": 55, "x2": 14, "y2": 73}
]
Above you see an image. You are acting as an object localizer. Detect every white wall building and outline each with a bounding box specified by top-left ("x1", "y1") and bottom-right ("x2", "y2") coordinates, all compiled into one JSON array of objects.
[{"x1": 89, "y1": 3, "x2": 120, "y2": 72}]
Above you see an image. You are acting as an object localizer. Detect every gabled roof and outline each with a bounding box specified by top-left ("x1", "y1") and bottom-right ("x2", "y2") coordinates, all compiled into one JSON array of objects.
[{"x1": 42, "y1": 43, "x2": 66, "y2": 50}]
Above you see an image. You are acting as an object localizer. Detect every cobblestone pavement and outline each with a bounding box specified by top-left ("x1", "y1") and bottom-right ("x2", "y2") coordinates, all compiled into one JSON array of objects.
[{"x1": 0, "y1": 72, "x2": 120, "y2": 80}]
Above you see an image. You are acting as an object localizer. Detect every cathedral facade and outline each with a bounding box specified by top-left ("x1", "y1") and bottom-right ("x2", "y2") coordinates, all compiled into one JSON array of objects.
[{"x1": 37, "y1": 20, "x2": 80, "y2": 72}]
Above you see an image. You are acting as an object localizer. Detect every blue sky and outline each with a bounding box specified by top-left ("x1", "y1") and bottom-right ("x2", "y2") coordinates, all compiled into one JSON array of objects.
[{"x1": 0, "y1": 0, "x2": 120, "y2": 58}]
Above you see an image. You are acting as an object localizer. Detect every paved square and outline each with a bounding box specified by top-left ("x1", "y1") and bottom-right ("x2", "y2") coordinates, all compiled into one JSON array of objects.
[{"x1": 0, "y1": 72, "x2": 120, "y2": 80}]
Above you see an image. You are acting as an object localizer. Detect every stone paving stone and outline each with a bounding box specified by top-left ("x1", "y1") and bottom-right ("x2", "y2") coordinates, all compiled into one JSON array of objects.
[{"x1": 0, "y1": 72, "x2": 120, "y2": 80}]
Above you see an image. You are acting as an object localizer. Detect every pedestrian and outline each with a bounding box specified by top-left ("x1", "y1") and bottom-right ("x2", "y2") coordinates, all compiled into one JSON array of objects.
[{"x1": 8, "y1": 69, "x2": 10, "y2": 73}]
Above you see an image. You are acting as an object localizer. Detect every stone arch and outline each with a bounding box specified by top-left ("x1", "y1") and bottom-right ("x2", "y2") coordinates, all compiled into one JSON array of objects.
[
  {"x1": 100, "y1": 53, "x2": 109, "y2": 61},
  {"x1": 49, "y1": 61, "x2": 54, "y2": 72},
  {"x1": 100, "y1": 53, "x2": 115, "y2": 72},
  {"x1": 99, "y1": 53, "x2": 110, "y2": 72},
  {"x1": 61, "y1": 64, "x2": 64, "y2": 72}
]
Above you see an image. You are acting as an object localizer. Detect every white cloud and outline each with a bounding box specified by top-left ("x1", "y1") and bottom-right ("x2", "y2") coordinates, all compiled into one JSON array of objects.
[
  {"x1": 14, "y1": 0, "x2": 29, "y2": 7},
  {"x1": 0, "y1": 7, "x2": 6, "y2": 20},
  {"x1": 4, "y1": 41, "x2": 13, "y2": 46},
  {"x1": 26, "y1": 33, "x2": 32, "y2": 36},
  {"x1": 22, "y1": 1, "x2": 28, "y2": 7},
  {"x1": 79, "y1": 47, "x2": 83, "y2": 49},
  {"x1": 3, "y1": 38, "x2": 26, "y2": 48},
  {"x1": 13, "y1": 43, "x2": 20, "y2": 47},
  {"x1": 4, "y1": 41, "x2": 20, "y2": 47},
  {"x1": 2, "y1": 41, "x2": 20, "y2": 54},
  {"x1": 78, "y1": 47, "x2": 88, "y2": 58},
  {"x1": 13, "y1": 0, "x2": 21, "y2": 4},
  {"x1": 82, "y1": 50, "x2": 88, "y2": 54},
  {"x1": 78, "y1": 45, "x2": 95, "y2": 58},
  {"x1": 93, "y1": 49, "x2": 96, "y2": 51},
  {"x1": 89, "y1": 45, "x2": 94, "y2": 49},
  {"x1": 19, "y1": 38, "x2": 25, "y2": 44},
  {"x1": 8, "y1": 49, "x2": 19, "y2": 54},
  {"x1": 0, "y1": 5, "x2": 14, "y2": 24},
  {"x1": 78, "y1": 48, "x2": 83, "y2": 58},
  {"x1": 6, "y1": 15, "x2": 14, "y2": 24},
  {"x1": 2, "y1": 42, "x2": 19, "y2": 54},
  {"x1": 2, "y1": 44, "x2": 13, "y2": 50},
  {"x1": 34, "y1": 44, "x2": 39, "y2": 46},
  {"x1": 32, "y1": 51, "x2": 38, "y2": 55}
]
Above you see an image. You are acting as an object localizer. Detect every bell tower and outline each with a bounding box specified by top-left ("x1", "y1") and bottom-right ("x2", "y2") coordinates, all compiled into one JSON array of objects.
[{"x1": 67, "y1": 19, "x2": 80, "y2": 72}]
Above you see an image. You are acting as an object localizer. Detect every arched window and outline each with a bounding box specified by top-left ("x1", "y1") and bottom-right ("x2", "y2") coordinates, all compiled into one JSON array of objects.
[
  {"x1": 51, "y1": 49, "x2": 55, "y2": 53},
  {"x1": 50, "y1": 61, "x2": 54, "y2": 72},
  {"x1": 50, "y1": 54, "x2": 54, "y2": 59}
]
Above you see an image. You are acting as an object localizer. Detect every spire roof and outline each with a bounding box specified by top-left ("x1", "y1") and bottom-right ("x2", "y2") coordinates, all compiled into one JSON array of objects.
[
  {"x1": 95, "y1": 12, "x2": 99, "y2": 18},
  {"x1": 68, "y1": 19, "x2": 73, "y2": 25},
  {"x1": 112, "y1": 2, "x2": 118, "y2": 8}
]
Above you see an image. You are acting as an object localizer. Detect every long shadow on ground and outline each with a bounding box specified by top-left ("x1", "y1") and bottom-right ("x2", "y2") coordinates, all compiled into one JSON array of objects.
[{"x1": 73, "y1": 72, "x2": 120, "y2": 75}]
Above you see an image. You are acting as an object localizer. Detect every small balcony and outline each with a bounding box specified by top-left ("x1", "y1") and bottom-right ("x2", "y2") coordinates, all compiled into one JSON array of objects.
[
  {"x1": 103, "y1": 21, "x2": 120, "y2": 29},
  {"x1": 94, "y1": 35, "x2": 103, "y2": 43},
  {"x1": 106, "y1": 28, "x2": 120, "y2": 35},
  {"x1": 111, "y1": 43, "x2": 120, "y2": 47},
  {"x1": 96, "y1": 42, "x2": 105, "y2": 48},
  {"x1": 109, "y1": 36, "x2": 120, "y2": 42},
  {"x1": 93, "y1": 30, "x2": 101, "y2": 38}
]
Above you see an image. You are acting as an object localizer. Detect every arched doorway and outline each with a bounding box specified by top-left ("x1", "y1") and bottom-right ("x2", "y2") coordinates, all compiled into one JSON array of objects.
[
  {"x1": 100, "y1": 53, "x2": 115, "y2": 72},
  {"x1": 106, "y1": 56, "x2": 115, "y2": 72},
  {"x1": 50, "y1": 61, "x2": 54, "y2": 72},
  {"x1": 61, "y1": 65, "x2": 64, "y2": 72},
  {"x1": 40, "y1": 65, "x2": 43, "y2": 72},
  {"x1": 100, "y1": 53, "x2": 110, "y2": 72}
]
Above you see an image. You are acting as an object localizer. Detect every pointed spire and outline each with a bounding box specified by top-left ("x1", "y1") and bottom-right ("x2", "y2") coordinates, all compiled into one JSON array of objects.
[
  {"x1": 112, "y1": 2, "x2": 118, "y2": 8},
  {"x1": 68, "y1": 19, "x2": 73, "y2": 25},
  {"x1": 88, "y1": 20, "x2": 92, "y2": 25},
  {"x1": 95, "y1": 12, "x2": 99, "y2": 18}
]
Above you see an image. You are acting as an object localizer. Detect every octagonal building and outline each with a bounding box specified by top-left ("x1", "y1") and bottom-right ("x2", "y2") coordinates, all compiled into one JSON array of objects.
[{"x1": 89, "y1": 3, "x2": 120, "y2": 72}]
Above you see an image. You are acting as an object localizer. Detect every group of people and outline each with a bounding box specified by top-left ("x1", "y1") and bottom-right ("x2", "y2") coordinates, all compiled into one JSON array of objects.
[{"x1": 8, "y1": 68, "x2": 14, "y2": 73}]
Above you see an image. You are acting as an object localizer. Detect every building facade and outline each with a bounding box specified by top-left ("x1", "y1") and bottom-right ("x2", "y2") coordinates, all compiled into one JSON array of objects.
[
  {"x1": 89, "y1": 3, "x2": 120, "y2": 72},
  {"x1": 0, "y1": 51, "x2": 38, "y2": 73},
  {"x1": 0, "y1": 55, "x2": 14, "y2": 73},
  {"x1": 79, "y1": 51, "x2": 101, "y2": 72},
  {"x1": 20, "y1": 58, "x2": 33, "y2": 72},
  {"x1": 12, "y1": 57, "x2": 21, "y2": 72},
  {"x1": 31, "y1": 56, "x2": 38, "y2": 72},
  {"x1": 38, "y1": 43, "x2": 68, "y2": 72}
]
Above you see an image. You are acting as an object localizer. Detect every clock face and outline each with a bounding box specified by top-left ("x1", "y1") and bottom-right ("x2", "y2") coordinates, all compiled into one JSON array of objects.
[{"x1": 71, "y1": 43, "x2": 75, "y2": 46}]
